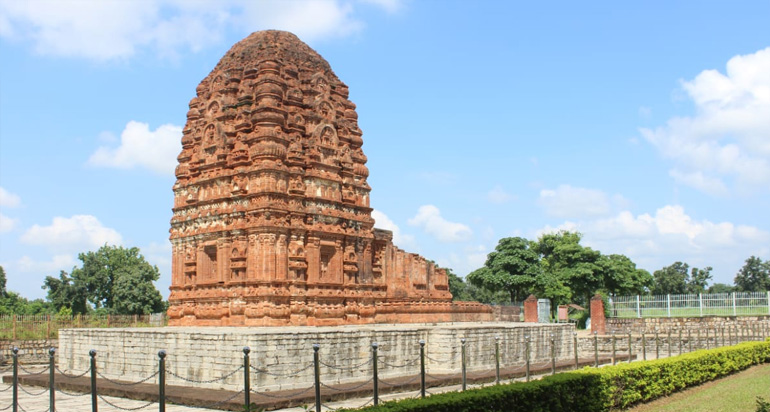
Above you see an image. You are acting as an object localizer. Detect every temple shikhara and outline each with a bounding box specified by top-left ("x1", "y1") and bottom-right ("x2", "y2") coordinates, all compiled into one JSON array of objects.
[{"x1": 167, "y1": 31, "x2": 491, "y2": 326}]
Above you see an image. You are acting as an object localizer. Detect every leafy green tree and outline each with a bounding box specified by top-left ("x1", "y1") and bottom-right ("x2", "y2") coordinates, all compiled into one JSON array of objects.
[
  {"x1": 687, "y1": 266, "x2": 712, "y2": 294},
  {"x1": 44, "y1": 245, "x2": 166, "y2": 315},
  {"x1": 43, "y1": 270, "x2": 89, "y2": 314},
  {"x1": 0, "y1": 266, "x2": 52, "y2": 315},
  {"x1": 734, "y1": 256, "x2": 770, "y2": 292},
  {"x1": 448, "y1": 268, "x2": 511, "y2": 304},
  {"x1": 707, "y1": 283, "x2": 736, "y2": 294},
  {"x1": 534, "y1": 231, "x2": 603, "y2": 306},
  {"x1": 0, "y1": 266, "x2": 6, "y2": 297},
  {"x1": 600, "y1": 254, "x2": 653, "y2": 296},
  {"x1": 467, "y1": 237, "x2": 540, "y2": 303},
  {"x1": 652, "y1": 262, "x2": 690, "y2": 295}
]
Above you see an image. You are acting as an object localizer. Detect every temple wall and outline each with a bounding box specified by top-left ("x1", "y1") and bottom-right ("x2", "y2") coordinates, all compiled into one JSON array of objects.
[{"x1": 59, "y1": 323, "x2": 573, "y2": 392}]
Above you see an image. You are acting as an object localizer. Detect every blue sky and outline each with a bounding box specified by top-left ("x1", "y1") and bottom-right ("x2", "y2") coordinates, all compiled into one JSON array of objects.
[{"x1": 1, "y1": 0, "x2": 769, "y2": 301}]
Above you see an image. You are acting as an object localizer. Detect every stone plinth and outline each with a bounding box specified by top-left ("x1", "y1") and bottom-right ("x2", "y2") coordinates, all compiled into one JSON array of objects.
[
  {"x1": 524, "y1": 295, "x2": 538, "y2": 323},
  {"x1": 59, "y1": 323, "x2": 574, "y2": 392},
  {"x1": 167, "y1": 30, "x2": 491, "y2": 326},
  {"x1": 591, "y1": 295, "x2": 606, "y2": 335}
]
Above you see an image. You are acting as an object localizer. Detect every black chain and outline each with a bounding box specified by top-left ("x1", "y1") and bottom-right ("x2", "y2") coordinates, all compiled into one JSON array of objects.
[
  {"x1": 0, "y1": 402, "x2": 12, "y2": 411},
  {"x1": 250, "y1": 362, "x2": 314, "y2": 377},
  {"x1": 57, "y1": 387, "x2": 91, "y2": 397},
  {"x1": 166, "y1": 365, "x2": 243, "y2": 384},
  {"x1": 251, "y1": 384, "x2": 315, "y2": 399},
  {"x1": 96, "y1": 370, "x2": 159, "y2": 386},
  {"x1": 319, "y1": 357, "x2": 372, "y2": 371},
  {"x1": 378, "y1": 373, "x2": 420, "y2": 387},
  {"x1": 17, "y1": 363, "x2": 48, "y2": 375},
  {"x1": 19, "y1": 385, "x2": 48, "y2": 396},
  {"x1": 320, "y1": 378, "x2": 373, "y2": 392},
  {"x1": 55, "y1": 365, "x2": 91, "y2": 379},
  {"x1": 377, "y1": 357, "x2": 419, "y2": 368},
  {"x1": 97, "y1": 395, "x2": 155, "y2": 411},
  {"x1": 0, "y1": 383, "x2": 12, "y2": 393},
  {"x1": 194, "y1": 389, "x2": 244, "y2": 409}
]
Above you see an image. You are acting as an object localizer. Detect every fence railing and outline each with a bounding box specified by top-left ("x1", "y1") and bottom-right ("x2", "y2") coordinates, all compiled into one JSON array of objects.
[
  {"x1": 4, "y1": 324, "x2": 770, "y2": 412},
  {"x1": 0, "y1": 314, "x2": 168, "y2": 340},
  {"x1": 609, "y1": 292, "x2": 770, "y2": 318}
]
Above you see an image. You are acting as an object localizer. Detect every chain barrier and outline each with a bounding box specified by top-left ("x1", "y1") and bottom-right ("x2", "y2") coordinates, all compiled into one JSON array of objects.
[
  {"x1": 96, "y1": 370, "x2": 159, "y2": 386},
  {"x1": 319, "y1": 357, "x2": 373, "y2": 371},
  {"x1": 165, "y1": 365, "x2": 243, "y2": 384},
  {"x1": 55, "y1": 365, "x2": 91, "y2": 379},
  {"x1": 250, "y1": 384, "x2": 315, "y2": 399},
  {"x1": 0, "y1": 402, "x2": 12, "y2": 411},
  {"x1": 377, "y1": 356, "x2": 419, "y2": 369},
  {"x1": 320, "y1": 377, "x2": 373, "y2": 392},
  {"x1": 97, "y1": 394, "x2": 155, "y2": 411},
  {"x1": 17, "y1": 363, "x2": 49, "y2": 376},
  {"x1": 0, "y1": 383, "x2": 12, "y2": 393},
  {"x1": 323, "y1": 397, "x2": 373, "y2": 411},
  {"x1": 194, "y1": 389, "x2": 245, "y2": 409},
  {"x1": 378, "y1": 373, "x2": 420, "y2": 387},
  {"x1": 250, "y1": 362, "x2": 314, "y2": 377},
  {"x1": 19, "y1": 385, "x2": 48, "y2": 396}
]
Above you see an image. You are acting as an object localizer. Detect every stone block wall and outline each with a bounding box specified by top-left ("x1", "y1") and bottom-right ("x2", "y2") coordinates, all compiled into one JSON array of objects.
[
  {"x1": 606, "y1": 316, "x2": 770, "y2": 334},
  {"x1": 0, "y1": 340, "x2": 58, "y2": 365},
  {"x1": 59, "y1": 323, "x2": 573, "y2": 392},
  {"x1": 491, "y1": 306, "x2": 521, "y2": 322}
]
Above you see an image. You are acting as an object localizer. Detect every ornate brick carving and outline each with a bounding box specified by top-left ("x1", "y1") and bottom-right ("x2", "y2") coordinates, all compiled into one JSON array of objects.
[{"x1": 168, "y1": 31, "x2": 491, "y2": 326}]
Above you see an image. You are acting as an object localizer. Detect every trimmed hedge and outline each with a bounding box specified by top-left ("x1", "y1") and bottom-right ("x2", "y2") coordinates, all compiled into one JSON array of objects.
[{"x1": 341, "y1": 341, "x2": 770, "y2": 412}]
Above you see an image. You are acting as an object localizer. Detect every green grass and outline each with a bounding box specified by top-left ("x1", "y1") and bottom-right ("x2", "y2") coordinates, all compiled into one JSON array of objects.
[
  {"x1": 612, "y1": 307, "x2": 770, "y2": 318},
  {"x1": 625, "y1": 363, "x2": 770, "y2": 412}
]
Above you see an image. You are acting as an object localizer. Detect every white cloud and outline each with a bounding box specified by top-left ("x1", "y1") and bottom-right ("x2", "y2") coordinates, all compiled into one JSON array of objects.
[
  {"x1": 0, "y1": 213, "x2": 18, "y2": 233},
  {"x1": 20, "y1": 215, "x2": 123, "y2": 253},
  {"x1": 0, "y1": 187, "x2": 21, "y2": 208},
  {"x1": 88, "y1": 121, "x2": 182, "y2": 175},
  {"x1": 0, "y1": 0, "x2": 402, "y2": 61},
  {"x1": 16, "y1": 254, "x2": 77, "y2": 274},
  {"x1": 408, "y1": 205, "x2": 472, "y2": 243},
  {"x1": 487, "y1": 185, "x2": 513, "y2": 204},
  {"x1": 538, "y1": 184, "x2": 626, "y2": 219},
  {"x1": 537, "y1": 205, "x2": 770, "y2": 281},
  {"x1": 371, "y1": 209, "x2": 416, "y2": 249},
  {"x1": 641, "y1": 47, "x2": 770, "y2": 195}
]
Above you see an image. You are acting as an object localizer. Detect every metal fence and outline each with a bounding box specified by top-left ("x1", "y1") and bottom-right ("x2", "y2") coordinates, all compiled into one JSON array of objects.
[
  {"x1": 0, "y1": 314, "x2": 168, "y2": 340},
  {"x1": 609, "y1": 292, "x2": 770, "y2": 318}
]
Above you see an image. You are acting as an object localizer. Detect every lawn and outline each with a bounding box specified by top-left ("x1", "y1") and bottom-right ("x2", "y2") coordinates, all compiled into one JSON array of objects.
[{"x1": 626, "y1": 363, "x2": 770, "y2": 412}]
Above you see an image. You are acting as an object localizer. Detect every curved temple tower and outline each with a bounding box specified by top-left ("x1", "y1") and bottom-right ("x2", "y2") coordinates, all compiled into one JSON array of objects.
[{"x1": 168, "y1": 31, "x2": 491, "y2": 326}]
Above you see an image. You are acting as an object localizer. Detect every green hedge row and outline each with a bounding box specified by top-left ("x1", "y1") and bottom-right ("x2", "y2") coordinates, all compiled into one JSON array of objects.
[{"x1": 341, "y1": 340, "x2": 770, "y2": 412}]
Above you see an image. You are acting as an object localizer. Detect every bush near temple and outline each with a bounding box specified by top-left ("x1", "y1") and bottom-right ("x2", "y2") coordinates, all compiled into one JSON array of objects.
[{"x1": 343, "y1": 340, "x2": 770, "y2": 412}]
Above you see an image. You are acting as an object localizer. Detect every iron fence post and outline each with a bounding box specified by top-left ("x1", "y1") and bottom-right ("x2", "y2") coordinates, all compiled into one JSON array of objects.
[
  {"x1": 372, "y1": 342, "x2": 379, "y2": 405},
  {"x1": 494, "y1": 336, "x2": 500, "y2": 384},
  {"x1": 550, "y1": 334, "x2": 556, "y2": 375},
  {"x1": 49, "y1": 347, "x2": 55, "y2": 412},
  {"x1": 667, "y1": 330, "x2": 672, "y2": 357},
  {"x1": 642, "y1": 333, "x2": 646, "y2": 361},
  {"x1": 611, "y1": 334, "x2": 616, "y2": 365},
  {"x1": 243, "y1": 347, "x2": 250, "y2": 411},
  {"x1": 655, "y1": 329, "x2": 660, "y2": 359},
  {"x1": 628, "y1": 331, "x2": 632, "y2": 363},
  {"x1": 525, "y1": 336, "x2": 531, "y2": 381},
  {"x1": 593, "y1": 331, "x2": 598, "y2": 367},
  {"x1": 678, "y1": 330, "x2": 682, "y2": 355},
  {"x1": 313, "y1": 344, "x2": 321, "y2": 412},
  {"x1": 573, "y1": 332, "x2": 578, "y2": 369},
  {"x1": 460, "y1": 338, "x2": 466, "y2": 391},
  {"x1": 706, "y1": 328, "x2": 710, "y2": 349},
  {"x1": 90, "y1": 349, "x2": 98, "y2": 412},
  {"x1": 721, "y1": 327, "x2": 725, "y2": 347},
  {"x1": 12, "y1": 347, "x2": 18, "y2": 412},
  {"x1": 688, "y1": 330, "x2": 692, "y2": 352},
  {"x1": 158, "y1": 350, "x2": 166, "y2": 412},
  {"x1": 419, "y1": 340, "x2": 425, "y2": 398}
]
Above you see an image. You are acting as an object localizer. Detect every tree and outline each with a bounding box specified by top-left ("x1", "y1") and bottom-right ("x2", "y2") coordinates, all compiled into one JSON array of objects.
[
  {"x1": 600, "y1": 254, "x2": 653, "y2": 296},
  {"x1": 687, "y1": 266, "x2": 712, "y2": 294},
  {"x1": 534, "y1": 231, "x2": 603, "y2": 306},
  {"x1": 467, "y1": 237, "x2": 540, "y2": 303},
  {"x1": 652, "y1": 262, "x2": 689, "y2": 295},
  {"x1": 43, "y1": 270, "x2": 89, "y2": 314},
  {"x1": 734, "y1": 256, "x2": 770, "y2": 292},
  {"x1": 448, "y1": 268, "x2": 510, "y2": 304},
  {"x1": 707, "y1": 283, "x2": 736, "y2": 294},
  {"x1": 0, "y1": 266, "x2": 6, "y2": 297},
  {"x1": 0, "y1": 266, "x2": 52, "y2": 315},
  {"x1": 45, "y1": 245, "x2": 166, "y2": 315}
]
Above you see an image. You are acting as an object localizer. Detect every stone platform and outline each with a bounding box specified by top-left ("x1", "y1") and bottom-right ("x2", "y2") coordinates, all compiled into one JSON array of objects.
[{"x1": 58, "y1": 323, "x2": 574, "y2": 393}]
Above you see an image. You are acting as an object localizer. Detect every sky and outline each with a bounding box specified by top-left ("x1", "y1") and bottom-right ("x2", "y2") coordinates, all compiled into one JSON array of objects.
[{"x1": 1, "y1": 0, "x2": 769, "y2": 301}]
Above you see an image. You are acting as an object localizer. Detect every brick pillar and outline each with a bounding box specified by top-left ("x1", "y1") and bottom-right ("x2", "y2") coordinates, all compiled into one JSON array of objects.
[
  {"x1": 524, "y1": 294, "x2": 538, "y2": 323},
  {"x1": 591, "y1": 294, "x2": 606, "y2": 335}
]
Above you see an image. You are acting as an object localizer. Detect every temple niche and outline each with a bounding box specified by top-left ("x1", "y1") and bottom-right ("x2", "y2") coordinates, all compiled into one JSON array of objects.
[{"x1": 167, "y1": 30, "x2": 492, "y2": 326}]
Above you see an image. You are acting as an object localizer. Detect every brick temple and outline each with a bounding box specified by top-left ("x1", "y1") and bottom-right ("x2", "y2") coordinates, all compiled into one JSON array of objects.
[{"x1": 167, "y1": 31, "x2": 491, "y2": 326}]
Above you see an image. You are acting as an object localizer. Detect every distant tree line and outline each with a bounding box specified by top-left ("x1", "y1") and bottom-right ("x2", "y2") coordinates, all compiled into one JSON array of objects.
[
  {"x1": 0, "y1": 245, "x2": 167, "y2": 316},
  {"x1": 449, "y1": 231, "x2": 770, "y2": 310}
]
